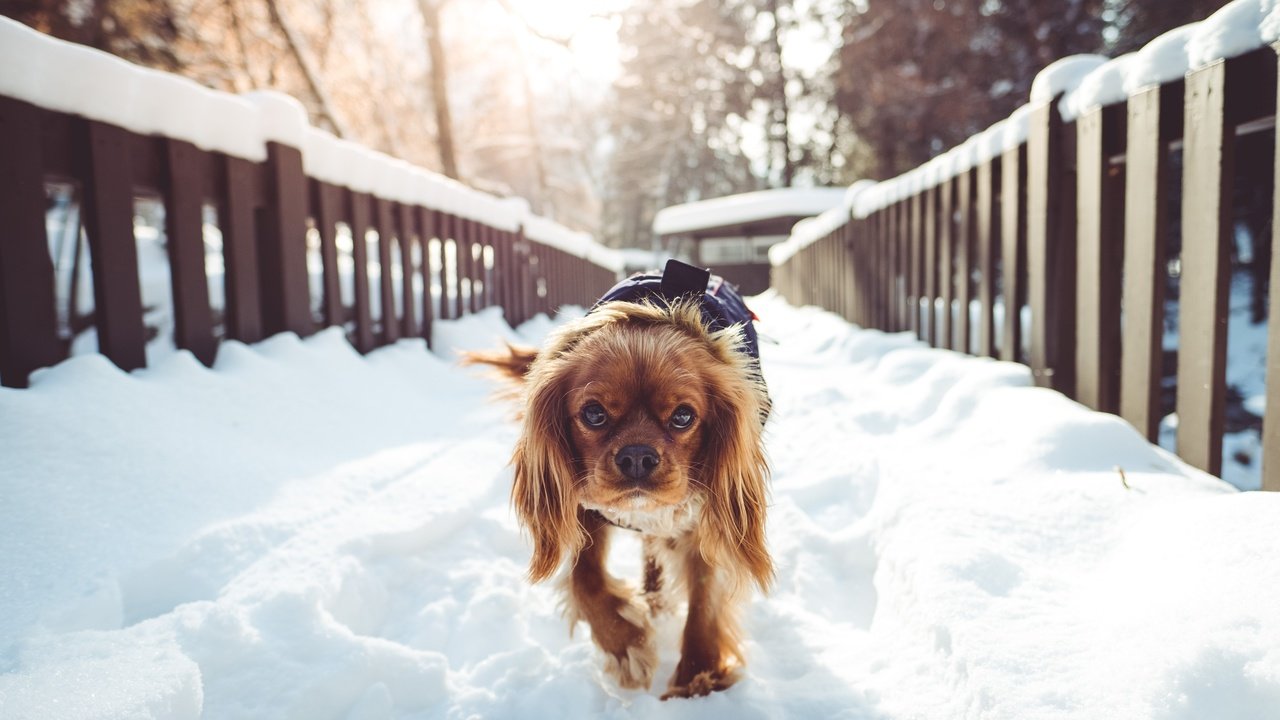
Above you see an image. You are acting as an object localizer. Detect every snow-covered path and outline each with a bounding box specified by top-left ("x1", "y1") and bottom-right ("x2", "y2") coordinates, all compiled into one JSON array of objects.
[{"x1": 2, "y1": 296, "x2": 1278, "y2": 719}]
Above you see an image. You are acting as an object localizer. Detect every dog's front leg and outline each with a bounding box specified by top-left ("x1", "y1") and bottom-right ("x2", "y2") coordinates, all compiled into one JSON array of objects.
[
  {"x1": 568, "y1": 509, "x2": 657, "y2": 690},
  {"x1": 663, "y1": 548, "x2": 742, "y2": 699}
]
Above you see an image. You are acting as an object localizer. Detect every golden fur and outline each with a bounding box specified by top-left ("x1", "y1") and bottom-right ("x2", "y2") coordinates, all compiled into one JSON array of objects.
[{"x1": 465, "y1": 299, "x2": 772, "y2": 698}]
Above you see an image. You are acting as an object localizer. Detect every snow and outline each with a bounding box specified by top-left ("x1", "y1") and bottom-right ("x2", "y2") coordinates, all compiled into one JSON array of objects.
[
  {"x1": 1124, "y1": 24, "x2": 1198, "y2": 94},
  {"x1": 1029, "y1": 55, "x2": 1110, "y2": 104},
  {"x1": 4, "y1": 296, "x2": 1279, "y2": 719},
  {"x1": 0, "y1": 16, "x2": 616, "y2": 266},
  {"x1": 652, "y1": 188, "x2": 847, "y2": 237},
  {"x1": 1060, "y1": 53, "x2": 1137, "y2": 121},
  {"x1": 1188, "y1": 0, "x2": 1273, "y2": 69}
]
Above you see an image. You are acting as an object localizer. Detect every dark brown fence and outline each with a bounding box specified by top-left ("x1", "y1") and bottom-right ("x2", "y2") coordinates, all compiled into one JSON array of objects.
[
  {"x1": 773, "y1": 46, "x2": 1280, "y2": 492},
  {"x1": 0, "y1": 93, "x2": 618, "y2": 389}
]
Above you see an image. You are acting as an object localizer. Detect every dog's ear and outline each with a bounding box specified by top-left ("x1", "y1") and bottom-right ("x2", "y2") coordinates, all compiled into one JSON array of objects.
[
  {"x1": 512, "y1": 360, "x2": 584, "y2": 582},
  {"x1": 697, "y1": 362, "x2": 773, "y2": 594}
]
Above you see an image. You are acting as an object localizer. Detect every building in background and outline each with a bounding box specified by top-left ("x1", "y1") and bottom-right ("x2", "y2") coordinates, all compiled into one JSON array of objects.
[{"x1": 653, "y1": 188, "x2": 846, "y2": 295}]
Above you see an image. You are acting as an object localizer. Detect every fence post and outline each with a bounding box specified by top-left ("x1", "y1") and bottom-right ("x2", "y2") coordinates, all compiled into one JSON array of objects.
[
  {"x1": 78, "y1": 119, "x2": 147, "y2": 371},
  {"x1": 923, "y1": 185, "x2": 939, "y2": 345},
  {"x1": 0, "y1": 97, "x2": 61, "y2": 388},
  {"x1": 1177, "y1": 53, "x2": 1266, "y2": 477},
  {"x1": 1075, "y1": 104, "x2": 1126, "y2": 414},
  {"x1": 1026, "y1": 102, "x2": 1077, "y2": 392},
  {"x1": 1265, "y1": 46, "x2": 1280, "y2": 491},
  {"x1": 975, "y1": 158, "x2": 999, "y2": 358},
  {"x1": 162, "y1": 139, "x2": 217, "y2": 366},
  {"x1": 1120, "y1": 83, "x2": 1181, "y2": 441},
  {"x1": 1000, "y1": 144, "x2": 1026, "y2": 363},
  {"x1": 218, "y1": 155, "x2": 263, "y2": 344},
  {"x1": 258, "y1": 142, "x2": 313, "y2": 339},
  {"x1": 374, "y1": 198, "x2": 398, "y2": 344},
  {"x1": 938, "y1": 178, "x2": 954, "y2": 349},
  {"x1": 398, "y1": 202, "x2": 419, "y2": 339},
  {"x1": 955, "y1": 168, "x2": 974, "y2": 354},
  {"x1": 417, "y1": 207, "x2": 436, "y2": 346},
  {"x1": 311, "y1": 180, "x2": 343, "y2": 329},
  {"x1": 348, "y1": 191, "x2": 375, "y2": 353}
]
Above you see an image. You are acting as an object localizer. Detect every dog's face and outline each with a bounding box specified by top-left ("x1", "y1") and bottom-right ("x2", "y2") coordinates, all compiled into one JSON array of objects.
[
  {"x1": 564, "y1": 321, "x2": 712, "y2": 511},
  {"x1": 510, "y1": 301, "x2": 772, "y2": 588}
]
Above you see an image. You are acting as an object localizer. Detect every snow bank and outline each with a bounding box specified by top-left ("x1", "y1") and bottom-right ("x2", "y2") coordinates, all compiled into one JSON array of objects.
[
  {"x1": 652, "y1": 188, "x2": 847, "y2": 237},
  {"x1": 0, "y1": 16, "x2": 614, "y2": 266},
  {"x1": 4, "y1": 296, "x2": 1277, "y2": 718}
]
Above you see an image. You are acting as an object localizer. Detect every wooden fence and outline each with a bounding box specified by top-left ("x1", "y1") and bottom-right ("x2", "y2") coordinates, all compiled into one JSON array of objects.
[
  {"x1": 773, "y1": 46, "x2": 1280, "y2": 491},
  {"x1": 0, "y1": 89, "x2": 617, "y2": 390}
]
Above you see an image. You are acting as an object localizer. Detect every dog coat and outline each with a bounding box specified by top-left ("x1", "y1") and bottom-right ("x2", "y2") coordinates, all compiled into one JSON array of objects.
[{"x1": 590, "y1": 260, "x2": 762, "y2": 360}]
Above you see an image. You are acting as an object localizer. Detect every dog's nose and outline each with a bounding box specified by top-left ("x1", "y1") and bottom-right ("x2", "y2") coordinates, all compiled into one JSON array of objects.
[{"x1": 615, "y1": 444, "x2": 660, "y2": 480}]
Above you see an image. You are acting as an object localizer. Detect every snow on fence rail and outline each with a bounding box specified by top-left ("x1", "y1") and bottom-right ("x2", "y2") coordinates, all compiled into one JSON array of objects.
[
  {"x1": 0, "y1": 16, "x2": 621, "y2": 388},
  {"x1": 771, "y1": 0, "x2": 1280, "y2": 490}
]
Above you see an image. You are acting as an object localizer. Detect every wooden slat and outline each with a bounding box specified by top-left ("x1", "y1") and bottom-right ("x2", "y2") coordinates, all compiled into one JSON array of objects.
[
  {"x1": 909, "y1": 194, "x2": 923, "y2": 337},
  {"x1": 162, "y1": 139, "x2": 216, "y2": 365},
  {"x1": 1120, "y1": 83, "x2": 1182, "y2": 441},
  {"x1": 1177, "y1": 57, "x2": 1245, "y2": 476},
  {"x1": 469, "y1": 221, "x2": 482, "y2": 313},
  {"x1": 348, "y1": 191, "x2": 375, "y2": 353},
  {"x1": 416, "y1": 206, "x2": 436, "y2": 345},
  {"x1": 1075, "y1": 104, "x2": 1126, "y2": 413},
  {"x1": 955, "y1": 168, "x2": 974, "y2": 354},
  {"x1": 0, "y1": 97, "x2": 61, "y2": 387},
  {"x1": 397, "y1": 202, "x2": 419, "y2": 339},
  {"x1": 258, "y1": 142, "x2": 313, "y2": 338},
  {"x1": 218, "y1": 155, "x2": 263, "y2": 344},
  {"x1": 975, "y1": 158, "x2": 999, "y2": 358},
  {"x1": 374, "y1": 197, "x2": 398, "y2": 344},
  {"x1": 1266, "y1": 47, "x2": 1280, "y2": 491},
  {"x1": 78, "y1": 119, "x2": 146, "y2": 371},
  {"x1": 938, "y1": 179, "x2": 954, "y2": 349},
  {"x1": 923, "y1": 186, "x2": 939, "y2": 345},
  {"x1": 1000, "y1": 145, "x2": 1026, "y2": 363},
  {"x1": 312, "y1": 180, "x2": 343, "y2": 328},
  {"x1": 1026, "y1": 104, "x2": 1077, "y2": 392}
]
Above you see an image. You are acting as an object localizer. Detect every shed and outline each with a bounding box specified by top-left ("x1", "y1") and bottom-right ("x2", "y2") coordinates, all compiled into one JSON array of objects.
[{"x1": 652, "y1": 188, "x2": 847, "y2": 294}]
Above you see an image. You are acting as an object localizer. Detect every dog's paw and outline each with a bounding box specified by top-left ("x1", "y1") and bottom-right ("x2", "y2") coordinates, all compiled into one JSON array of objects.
[
  {"x1": 662, "y1": 665, "x2": 740, "y2": 699},
  {"x1": 598, "y1": 598, "x2": 657, "y2": 690}
]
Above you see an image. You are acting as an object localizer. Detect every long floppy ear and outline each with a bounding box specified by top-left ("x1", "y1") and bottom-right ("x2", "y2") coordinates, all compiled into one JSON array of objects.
[
  {"x1": 696, "y1": 359, "x2": 773, "y2": 594},
  {"x1": 512, "y1": 358, "x2": 585, "y2": 582}
]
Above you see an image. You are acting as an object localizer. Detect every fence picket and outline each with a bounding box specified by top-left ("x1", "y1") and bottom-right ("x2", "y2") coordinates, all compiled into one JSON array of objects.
[
  {"x1": 162, "y1": 139, "x2": 217, "y2": 365},
  {"x1": 1120, "y1": 83, "x2": 1181, "y2": 441},
  {"x1": 78, "y1": 119, "x2": 147, "y2": 371},
  {"x1": 1075, "y1": 105, "x2": 1126, "y2": 413},
  {"x1": 0, "y1": 98, "x2": 61, "y2": 388}
]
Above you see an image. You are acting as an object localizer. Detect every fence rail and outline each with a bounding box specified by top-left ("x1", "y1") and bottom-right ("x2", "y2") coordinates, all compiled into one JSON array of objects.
[
  {"x1": 773, "y1": 41, "x2": 1280, "y2": 492},
  {"x1": 0, "y1": 20, "x2": 619, "y2": 389}
]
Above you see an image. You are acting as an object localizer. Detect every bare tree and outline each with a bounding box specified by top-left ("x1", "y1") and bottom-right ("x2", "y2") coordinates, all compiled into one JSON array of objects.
[{"x1": 418, "y1": 0, "x2": 459, "y2": 179}]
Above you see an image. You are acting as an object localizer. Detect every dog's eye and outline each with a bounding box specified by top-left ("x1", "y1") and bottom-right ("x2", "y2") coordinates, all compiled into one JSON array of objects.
[
  {"x1": 669, "y1": 405, "x2": 695, "y2": 430},
  {"x1": 581, "y1": 403, "x2": 608, "y2": 428}
]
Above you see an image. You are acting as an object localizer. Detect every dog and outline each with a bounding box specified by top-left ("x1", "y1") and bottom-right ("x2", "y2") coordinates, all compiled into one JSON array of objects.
[{"x1": 465, "y1": 261, "x2": 772, "y2": 698}]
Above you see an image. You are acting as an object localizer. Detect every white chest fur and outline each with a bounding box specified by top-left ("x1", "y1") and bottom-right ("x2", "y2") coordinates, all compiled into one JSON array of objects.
[{"x1": 582, "y1": 495, "x2": 704, "y2": 537}]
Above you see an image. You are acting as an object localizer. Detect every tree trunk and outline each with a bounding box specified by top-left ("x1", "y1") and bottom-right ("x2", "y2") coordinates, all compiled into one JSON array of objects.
[{"x1": 419, "y1": 0, "x2": 460, "y2": 179}]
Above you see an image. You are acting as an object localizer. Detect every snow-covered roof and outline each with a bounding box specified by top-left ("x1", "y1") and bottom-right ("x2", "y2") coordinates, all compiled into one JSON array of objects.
[
  {"x1": 0, "y1": 16, "x2": 617, "y2": 268},
  {"x1": 653, "y1": 188, "x2": 847, "y2": 237}
]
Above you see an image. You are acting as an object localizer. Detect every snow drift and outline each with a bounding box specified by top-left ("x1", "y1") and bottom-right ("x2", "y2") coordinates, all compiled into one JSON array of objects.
[{"x1": 1, "y1": 298, "x2": 1278, "y2": 719}]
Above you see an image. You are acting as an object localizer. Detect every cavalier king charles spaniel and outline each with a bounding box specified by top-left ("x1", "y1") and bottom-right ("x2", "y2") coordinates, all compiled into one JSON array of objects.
[{"x1": 466, "y1": 281, "x2": 771, "y2": 699}]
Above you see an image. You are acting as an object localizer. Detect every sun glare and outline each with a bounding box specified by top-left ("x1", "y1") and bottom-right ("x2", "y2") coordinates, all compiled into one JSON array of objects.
[{"x1": 506, "y1": 0, "x2": 621, "y2": 82}]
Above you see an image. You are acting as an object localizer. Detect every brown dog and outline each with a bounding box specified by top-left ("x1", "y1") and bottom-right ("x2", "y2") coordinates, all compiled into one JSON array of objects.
[{"x1": 467, "y1": 299, "x2": 771, "y2": 698}]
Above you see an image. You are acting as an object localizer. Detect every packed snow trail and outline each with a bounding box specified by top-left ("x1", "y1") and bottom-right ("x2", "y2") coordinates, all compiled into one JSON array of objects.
[{"x1": 2, "y1": 296, "x2": 1278, "y2": 719}]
